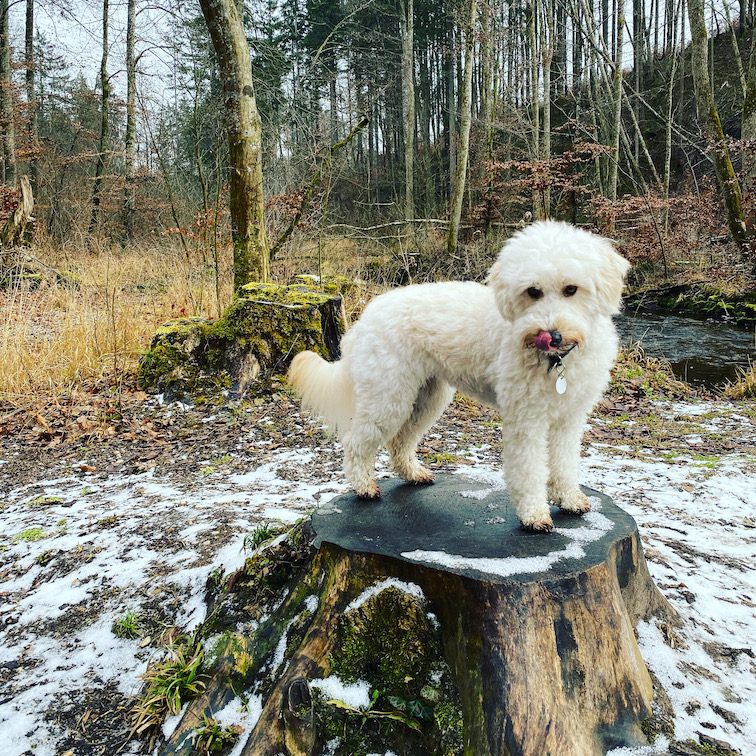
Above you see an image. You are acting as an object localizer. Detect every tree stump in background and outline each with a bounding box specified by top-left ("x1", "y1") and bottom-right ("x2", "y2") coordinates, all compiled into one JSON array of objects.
[
  {"x1": 163, "y1": 475, "x2": 677, "y2": 756},
  {"x1": 138, "y1": 283, "x2": 346, "y2": 399}
]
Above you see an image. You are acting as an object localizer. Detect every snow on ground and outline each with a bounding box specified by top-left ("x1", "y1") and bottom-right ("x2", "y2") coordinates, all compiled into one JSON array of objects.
[{"x1": 0, "y1": 397, "x2": 754, "y2": 754}]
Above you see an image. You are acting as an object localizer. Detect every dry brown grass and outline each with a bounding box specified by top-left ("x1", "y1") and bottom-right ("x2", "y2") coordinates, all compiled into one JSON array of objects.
[
  {"x1": 0, "y1": 242, "x2": 233, "y2": 405},
  {"x1": 723, "y1": 363, "x2": 756, "y2": 399}
]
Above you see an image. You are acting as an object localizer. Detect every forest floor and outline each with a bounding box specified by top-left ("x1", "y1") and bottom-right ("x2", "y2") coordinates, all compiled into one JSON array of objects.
[{"x1": 0, "y1": 383, "x2": 754, "y2": 756}]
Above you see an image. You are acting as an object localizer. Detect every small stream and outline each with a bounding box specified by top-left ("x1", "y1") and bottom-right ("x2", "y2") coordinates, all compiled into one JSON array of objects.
[{"x1": 615, "y1": 313, "x2": 755, "y2": 388}]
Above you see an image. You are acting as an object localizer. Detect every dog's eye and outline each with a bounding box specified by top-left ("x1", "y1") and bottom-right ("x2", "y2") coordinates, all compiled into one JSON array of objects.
[
  {"x1": 563, "y1": 285, "x2": 578, "y2": 297},
  {"x1": 526, "y1": 287, "x2": 543, "y2": 300}
]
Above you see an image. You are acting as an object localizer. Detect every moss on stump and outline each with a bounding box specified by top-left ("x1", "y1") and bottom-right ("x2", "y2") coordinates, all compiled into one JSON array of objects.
[{"x1": 138, "y1": 283, "x2": 346, "y2": 399}]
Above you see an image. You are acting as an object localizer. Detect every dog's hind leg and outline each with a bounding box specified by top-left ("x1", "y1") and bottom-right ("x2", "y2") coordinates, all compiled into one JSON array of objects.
[
  {"x1": 342, "y1": 420, "x2": 384, "y2": 499},
  {"x1": 387, "y1": 378, "x2": 455, "y2": 485}
]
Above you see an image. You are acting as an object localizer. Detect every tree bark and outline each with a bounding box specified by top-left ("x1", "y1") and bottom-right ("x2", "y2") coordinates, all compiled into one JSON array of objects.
[
  {"x1": 88, "y1": 0, "x2": 110, "y2": 235},
  {"x1": 0, "y1": 0, "x2": 16, "y2": 185},
  {"x1": 400, "y1": 0, "x2": 415, "y2": 224},
  {"x1": 25, "y1": 0, "x2": 37, "y2": 194},
  {"x1": 687, "y1": 0, "x2": 750, "y2": 252},
  {"x1": 609, "y1": 0, "x2": 625, "y2": 204},
  {"x1": 447, "y1": 0, "x2": 478, "y2": 257},
  {"x1": 123, "y1": 0, "x2": 137, "y2": 241},
  {"x1": 200, "y1": 0, "x2": 270, "y2": 288}
]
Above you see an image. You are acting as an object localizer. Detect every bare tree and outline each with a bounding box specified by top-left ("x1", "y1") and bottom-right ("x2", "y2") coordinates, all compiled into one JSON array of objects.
[
  {"x1": 200, "y1": 0, "x2": 270, "y2": 287},
  {"x1": 609, "y1": 0, "x2": 625, "y2": 204},
  {"x1": 399, "y1": 0, "x2": 415, "y2": 224},
  {"x1": 0, "y1": 0, "x2": 16, "y2": 184},
  {"x1": 25, "y1": 0, "x2": 37, "y2": 193},
  {"x1": 89, "y1": 0, "x2": 111, "y2": 234},
  {"x1": 447, "y1": 0, "x2": 478, "y2": 256},
  {"x1": 123, "y1": 0, "x2": 137, "y2": 240},
  {"x1": 687, "y1": 0, "x2": 749, "y2": 250}
]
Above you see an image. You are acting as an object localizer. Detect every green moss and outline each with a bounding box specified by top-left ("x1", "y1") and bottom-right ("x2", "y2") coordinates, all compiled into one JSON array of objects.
[
  {"x1": 314, "y1": 585, "x2": 464, "y2": 756},
  {"x1": 423, "y1": 452, "x2": 459, "y2": 465},
  {"x1": 434, "y1": 699, "x2": 465, "y2": 756},
  {"x1": 13, "y1": 527, "x2": 47, "y2": 542},
  {"x1": 28, "y1": 495, "x2": 64, "y2": 507},
  {"x1": 331, "y1": 586, "x2": 434, "y2": 695}
]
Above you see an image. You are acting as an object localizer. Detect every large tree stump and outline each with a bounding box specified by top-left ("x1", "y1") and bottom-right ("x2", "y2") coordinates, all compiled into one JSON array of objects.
[{"x1": 162, "y1": 475, "x2": 676, "y2": 756}]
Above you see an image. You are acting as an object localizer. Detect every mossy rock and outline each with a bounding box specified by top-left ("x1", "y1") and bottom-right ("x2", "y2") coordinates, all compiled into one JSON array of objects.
[{"x1": 138, "y1": 283, "x2": 346, "y2": 399}]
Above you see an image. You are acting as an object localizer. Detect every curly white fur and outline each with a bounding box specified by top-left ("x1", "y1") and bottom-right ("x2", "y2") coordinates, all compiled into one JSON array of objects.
[{"x1": 289, "y1": 221, "x2": 630, "y2": 531}]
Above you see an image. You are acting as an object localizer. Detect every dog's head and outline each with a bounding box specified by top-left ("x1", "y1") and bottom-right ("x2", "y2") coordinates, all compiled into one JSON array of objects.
[{"x1": 486, "y1": 221, "x2": 630, "y2": 353}]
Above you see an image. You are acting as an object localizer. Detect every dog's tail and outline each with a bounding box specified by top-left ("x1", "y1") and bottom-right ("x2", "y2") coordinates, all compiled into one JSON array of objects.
[{"x1": 287, "y1": 351, "x2": 354, "y2": 438}]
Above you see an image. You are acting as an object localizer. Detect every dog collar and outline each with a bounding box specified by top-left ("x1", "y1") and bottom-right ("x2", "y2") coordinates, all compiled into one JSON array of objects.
[{"x1": 546, "y1": 344, "x2": 577, "y2": 395}]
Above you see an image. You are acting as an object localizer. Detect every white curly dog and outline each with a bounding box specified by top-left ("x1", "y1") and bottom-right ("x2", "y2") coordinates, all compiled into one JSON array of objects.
[{"x1": 289, "y1": 221, "x2": 629, "y2": 532}]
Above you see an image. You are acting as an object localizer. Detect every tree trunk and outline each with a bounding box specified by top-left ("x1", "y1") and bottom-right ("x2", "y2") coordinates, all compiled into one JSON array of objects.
[
  {"x1": 687, "y1": 0, "x2": 750, "y2": 252},
  {"x1": 529, "y1": 1, "x2": 540, "y2": 218},
  {"x1": 0, "y1": 0, "x2": 16, "y2": 185},
  {"x1": 123, "y1": 0, "x2": 137, "y2": 241},
  {"x1": 609, "y1": 0, "x2": 625, "y2": 206},
  {"x1": 199, "y1": 0, "x2": 270, "y2": 288},
  {"x1": 541, "y1": 1, "x2": 554, "y2": 219},
  {"x1": 25, "y1": 0, "x2": 37, "y2": 194},
  {"x1": 447, "y1": 0, "x2": 478, "y2": 257},
  {"x1": 162, "y1": 476, "x2": 677, "y2": 756},
  {"x1": 400, "y1": 0, "x2": 415, "y2": 224},
  {"x1": 444, "y1": 10, "x2": 456, "y2": 201},
  {"x1": 88, "y1": 0, "x2": 110, "y2": 235}
]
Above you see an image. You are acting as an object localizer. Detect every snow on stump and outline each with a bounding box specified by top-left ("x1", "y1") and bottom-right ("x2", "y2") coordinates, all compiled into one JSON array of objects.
[
  {"x1": 137, "y1": 283, "x2": 345, "y2": 399},
  {"x1": 161, "y1": 474, "x2": 677, "y2": 756}
]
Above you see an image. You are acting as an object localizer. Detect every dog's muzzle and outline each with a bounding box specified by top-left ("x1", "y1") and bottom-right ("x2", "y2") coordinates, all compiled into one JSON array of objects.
[{"x1": 534, "y1": 329, "x2": 563, "y2": 352}]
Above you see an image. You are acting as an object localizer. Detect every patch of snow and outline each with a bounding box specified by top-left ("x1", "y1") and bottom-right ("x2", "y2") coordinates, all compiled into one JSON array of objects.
[
  {"x1": 304, "y1": 595, "x2": 319, "y2": 614},
  {"x1": 262, "y1": 506, "x2": 304, "y2": 523},
  {"x1": 402, "y1": 500, "x2": 612, "y2": 577},
  {"x1": 345, "y1": 579, "x2": 425, "y2": 612},
  {"x1": 270, "y1": 616, "x2": 297, "y2": 675},
  {"x1": 222, "y1": 694, "x2": 263, "y2": 756},
  {"x1": 605, "y1": 737, "x2": 669, "y2": 755},
  {"x1": 310, "y1": 676, "x2": 372, "y2": 710},
  {"x1": 162, "y1": 703, "x2": 188, "y2": 739}
]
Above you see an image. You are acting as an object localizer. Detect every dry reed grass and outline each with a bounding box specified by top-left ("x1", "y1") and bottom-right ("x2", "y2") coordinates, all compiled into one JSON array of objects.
[
  {"x1": 0, "y1": 242, "x2": 233, "y2": 405},
  {"x1": 723, "y1": 362, "x2": 756, "y2": 399}
]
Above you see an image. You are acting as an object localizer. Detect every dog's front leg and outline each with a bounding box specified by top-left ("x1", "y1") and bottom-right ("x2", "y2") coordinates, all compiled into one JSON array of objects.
[
  {"x1": 547, "y1": 412, "x2": 591, "y2": 514},
  {"x1": 500, "y1": 418, "x2": 553, "y2": 532}
]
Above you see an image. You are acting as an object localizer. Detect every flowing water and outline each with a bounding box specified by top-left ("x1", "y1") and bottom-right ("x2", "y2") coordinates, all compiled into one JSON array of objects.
[{"x1": 615, "y1": 313, "x2": 755, "y2": 388}]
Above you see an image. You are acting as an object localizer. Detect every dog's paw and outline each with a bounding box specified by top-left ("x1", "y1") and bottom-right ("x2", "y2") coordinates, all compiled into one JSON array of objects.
[
  {"x1": 356, "y1": 482, "x2": 381, "y2": 500},
  {"x1": 556, "y1": 489, "x2": 592, "y2": 514},
  {"x1": 406, "y1": 466, "x2": 434, "y2": 485},
  {"x1": 520, "y1": 515, "x2": 554, "y2": 533}
]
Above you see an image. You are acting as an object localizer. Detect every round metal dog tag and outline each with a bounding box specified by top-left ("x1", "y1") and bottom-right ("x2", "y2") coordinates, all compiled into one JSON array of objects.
[{"x1": 556, "y1": 375, "x2": 567, "y2": 394}]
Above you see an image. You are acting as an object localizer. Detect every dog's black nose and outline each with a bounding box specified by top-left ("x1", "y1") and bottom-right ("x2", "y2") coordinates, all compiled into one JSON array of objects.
[{"x1": 549, "y1": 330, "x2": 562, "y2": 347}]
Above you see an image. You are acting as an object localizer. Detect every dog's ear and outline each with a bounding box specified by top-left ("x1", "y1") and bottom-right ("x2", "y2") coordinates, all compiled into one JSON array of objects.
[
  {"x1": 486, "y1": 258, "x2": 515, "y2": 321},
  {"x1": 594, "y1": 240, "x2": 630, "y2": 315}
]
